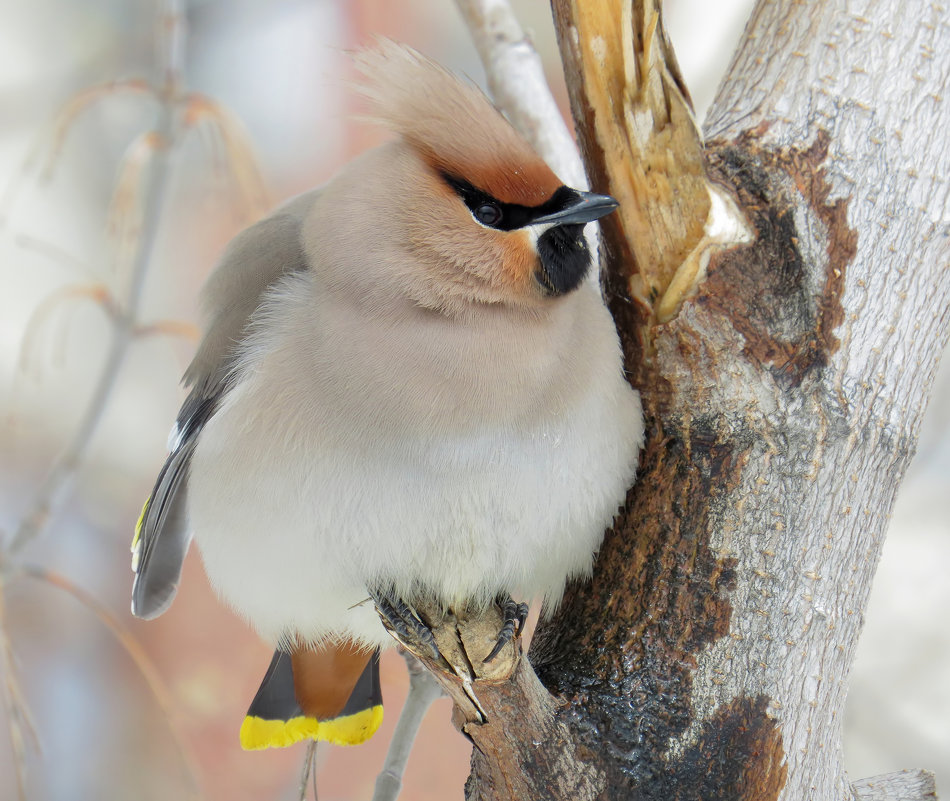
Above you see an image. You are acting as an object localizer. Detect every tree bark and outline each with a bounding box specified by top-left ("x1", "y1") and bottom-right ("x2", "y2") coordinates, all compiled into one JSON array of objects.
[
  {"x1": 434, "y1": 1, "x2": 949, "y2": 799},
  {"x1": 853, "y1": 772, "x2": 938, "y2": 801}
]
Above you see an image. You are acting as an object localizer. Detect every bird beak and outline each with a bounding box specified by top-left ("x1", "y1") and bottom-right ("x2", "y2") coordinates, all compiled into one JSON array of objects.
[{"x1": 531, "y1": 191, "x2": 619, "y2": 226}]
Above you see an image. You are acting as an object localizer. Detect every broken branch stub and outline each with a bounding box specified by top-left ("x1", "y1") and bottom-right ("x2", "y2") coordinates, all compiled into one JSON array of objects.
[
  {"x1": 378, "y1": 602, "x2": 601, "y2": 801},
  {"x1": 376, "y1": 601, "x2": 520, "y2": 725},
  {"x1": 551, "y1": 0, "x2": 749, "y2": 340}
]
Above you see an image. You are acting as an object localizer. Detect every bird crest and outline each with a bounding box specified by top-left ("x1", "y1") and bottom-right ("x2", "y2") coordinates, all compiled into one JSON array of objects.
[{"x1": 352, "y1": 39, "x2": 562, "y2": 207}]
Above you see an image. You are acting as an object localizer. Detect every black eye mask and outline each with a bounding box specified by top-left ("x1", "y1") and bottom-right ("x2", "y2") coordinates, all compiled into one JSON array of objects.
[{"x1": 440, "y1": 173, "x2": 581, "y2": 231}]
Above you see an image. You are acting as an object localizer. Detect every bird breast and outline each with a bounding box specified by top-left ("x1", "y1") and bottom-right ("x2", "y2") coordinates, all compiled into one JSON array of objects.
[{"x1": 188, "y1": 268, "x2": 642, "y2": 645}]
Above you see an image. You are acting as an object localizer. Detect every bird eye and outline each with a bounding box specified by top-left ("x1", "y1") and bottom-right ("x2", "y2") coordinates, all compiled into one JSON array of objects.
[{"x1": 474, "y1": 203, "x2": 503, "y2": 227}]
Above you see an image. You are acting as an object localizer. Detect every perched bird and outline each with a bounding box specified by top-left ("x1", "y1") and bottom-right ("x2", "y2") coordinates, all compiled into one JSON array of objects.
[{"x1": 131, "y1": 41, "x2": 643, "y2": 751}]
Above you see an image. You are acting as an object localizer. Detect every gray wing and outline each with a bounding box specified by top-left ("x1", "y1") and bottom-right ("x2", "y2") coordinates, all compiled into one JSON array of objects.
[{"x1": 131, "y1": 191, "x2": 318, "y2": 619}]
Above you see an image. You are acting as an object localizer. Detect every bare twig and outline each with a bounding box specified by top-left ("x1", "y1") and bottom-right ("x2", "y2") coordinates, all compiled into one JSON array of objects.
[
  {"x1": 5, "y1": 0, "x2": 186, "y2": 556},
  {"x1": 41, "y1": 79, "x2": 157, "y2": 180},
  {"x1": 372, "y1": 652, "x2": 444, "y2": 801},
  {"x1": 107, "y1": 130, "x2": 166, "y2": 275},
  {"x1": 852, "y1": 770, "x2": 938, "y2": 801},
  {"x1": 454, "y1": 0, "x2": 585, "y2": 189},
  {"x1": 14, "y1": 234, "x2": 97, "y2": 280},
  {"x1": 133, "y1": 319, "x2": 202, "y2": 342},
  {"x1": 18, "y1": 564, "x2": 203, "y2": 799},
  {"x1": 0, "y1": 80, "x2": 156, "y2": 229},
  {"x1": 0, "y1": 579, "x2": 39, "y2": 801},
  {"x1": 16, "y1": 284, "x2": 118, "y2": 379},
  {"x1": 298, "y1": 741, "x2": 318, "y2": 801},
  {"x1": 2, "y1": 1, "x2": 273, "y2": 797},
  {"x1": 181, "y1": 93, "x2": 270, "y2": 222}
]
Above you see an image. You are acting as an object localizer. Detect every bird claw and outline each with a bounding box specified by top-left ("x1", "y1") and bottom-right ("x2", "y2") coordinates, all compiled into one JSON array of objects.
[
  {"x1": 372, "y1": 591, "x2": 442, "y2": 661},
  {"x1": 483, "y1": 597, "x2": 529, "y2": 663},
  {"x1": 373, "y1": 591, "x2": 527, "y2": 667}
]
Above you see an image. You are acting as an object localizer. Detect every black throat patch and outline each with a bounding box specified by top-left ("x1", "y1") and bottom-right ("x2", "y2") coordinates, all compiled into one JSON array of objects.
[{"x1": 535, "y1": 224, "x2": 591, "y2": 296}]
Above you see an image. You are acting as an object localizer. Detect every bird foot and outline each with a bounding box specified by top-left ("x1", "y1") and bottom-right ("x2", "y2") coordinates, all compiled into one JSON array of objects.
[
  {"x1": 372, "y1": 591, "x2": 441, "y2": 661},
  {"x1": 483, "y1": 596, "x2": 529, "y2": 663},
  {"x1": 372, "y1": 591, "x2": 527, "y2": 675}
]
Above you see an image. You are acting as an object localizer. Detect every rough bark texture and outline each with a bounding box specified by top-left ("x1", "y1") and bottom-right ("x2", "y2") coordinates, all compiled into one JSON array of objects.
[
  {"x1": 444, "y1": 0, "x2": 948, "y2": 799},
  {"x1": 462, "y1": 657, "x2": 606, "y2": 801},
  {"x1": 853, "y1": 772, "x2": 939, "y2": 801},
  {"x1": 530, "y1": 0, "x2": 948, "y2": 799}
]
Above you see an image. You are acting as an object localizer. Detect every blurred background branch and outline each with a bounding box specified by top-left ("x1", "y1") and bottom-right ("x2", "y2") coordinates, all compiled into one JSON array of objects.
[
  {"x1": 5, "y1": 0, "x2": 186, "y2": 558},
  {"x1": 455, "y1": 0, "x2": 584, "y2": 189}
]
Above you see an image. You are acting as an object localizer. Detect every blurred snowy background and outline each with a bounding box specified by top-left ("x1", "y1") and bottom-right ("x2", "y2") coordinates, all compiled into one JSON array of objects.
[{"x1": 0, "y1": 1, "x2": 946, "y2": 799}]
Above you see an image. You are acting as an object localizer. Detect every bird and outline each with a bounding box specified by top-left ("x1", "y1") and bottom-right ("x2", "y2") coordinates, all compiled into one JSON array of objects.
[{"x1": 130, "y1": 40, "x2": 643, "y2": 752}]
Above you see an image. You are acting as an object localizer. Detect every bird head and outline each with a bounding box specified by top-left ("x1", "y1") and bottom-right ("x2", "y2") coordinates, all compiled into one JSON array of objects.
[{"x1": 338, "y1": 41, "x2": 617, "y2": 316}]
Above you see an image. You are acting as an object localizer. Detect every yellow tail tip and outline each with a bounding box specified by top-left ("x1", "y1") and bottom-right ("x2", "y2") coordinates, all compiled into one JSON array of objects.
[{"x1": 240, "y1": 705, "x2": 384, "y2": 751}]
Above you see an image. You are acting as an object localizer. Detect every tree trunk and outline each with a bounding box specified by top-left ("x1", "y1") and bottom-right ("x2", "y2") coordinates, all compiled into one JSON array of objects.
[{"x1": 423, "y1": 1, "x2": 949, "y2": 799}]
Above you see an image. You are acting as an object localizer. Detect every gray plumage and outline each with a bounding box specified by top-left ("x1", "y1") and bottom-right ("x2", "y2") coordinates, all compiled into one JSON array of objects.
[{"x1": 131, "y1": 192, "x2": 317, "y2": 619}]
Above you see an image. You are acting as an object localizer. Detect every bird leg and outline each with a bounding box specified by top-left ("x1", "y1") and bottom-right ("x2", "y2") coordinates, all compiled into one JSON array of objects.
[
  {"x1": 483, "y1": 596, "x2": 529, "y2": 663},
  {"x1": 371, "y1": 592, "x2": 527, "y2": 740},
  {"x1": 371, "y1": 590, "x2": 442, "y2": 661}
]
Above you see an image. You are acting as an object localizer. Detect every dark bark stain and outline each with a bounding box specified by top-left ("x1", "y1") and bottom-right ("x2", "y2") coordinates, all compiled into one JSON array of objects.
[
  {"x1": 603, "y1": 248, "x2": 651, "y2": 380},
  {"x1": 462, "y1": 655, "x2": 609, "y2": 801},
  {"x1": 649, "y1": 695, "x2": 788, "y2": 801},
  {"x1": 531, "y1": 414, "x2": 758, "y2": 796},
  {"x1": 703, "y1": 129, "x2": 856, "y2": 388}
]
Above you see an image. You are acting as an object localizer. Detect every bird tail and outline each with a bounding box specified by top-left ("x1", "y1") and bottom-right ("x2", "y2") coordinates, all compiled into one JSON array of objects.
[{"x1": 239, "y1": 644, "x2": 383, "y2": 750}]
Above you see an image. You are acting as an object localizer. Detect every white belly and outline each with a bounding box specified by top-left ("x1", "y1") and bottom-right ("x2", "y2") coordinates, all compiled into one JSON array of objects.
[{"x1": 189, "y1": 371, "x2": 639, "y2": 649}]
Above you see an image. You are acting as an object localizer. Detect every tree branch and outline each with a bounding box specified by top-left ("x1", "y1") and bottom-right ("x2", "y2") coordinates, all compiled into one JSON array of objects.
[
  {"x1": 455, "y1": 0, "x2": 586, "y2": 189},
  {"x1": 528, "y1": 0, "x2": 949, "y2": 798},
  {"x1": 853, "y1": 771, "x2": 937, "y2": 801},
  {"x1": 372, "y1": 653, "x2": 443, "y2": 801}
]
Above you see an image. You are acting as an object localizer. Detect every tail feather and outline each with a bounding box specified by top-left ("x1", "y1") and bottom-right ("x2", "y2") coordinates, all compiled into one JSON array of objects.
[{"x1": 240, "y1": 645, "x2": 383, "y2": 750}]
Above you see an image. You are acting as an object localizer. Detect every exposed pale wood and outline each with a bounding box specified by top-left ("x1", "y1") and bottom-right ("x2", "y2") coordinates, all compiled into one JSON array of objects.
[{"x1": 549, "y1": 0, "x2": 716, "y2": 330}]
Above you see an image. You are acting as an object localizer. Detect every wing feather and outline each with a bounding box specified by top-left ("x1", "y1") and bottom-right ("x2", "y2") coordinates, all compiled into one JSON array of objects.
[{"x1": 131, "y1": 191, "x2": 319, "y2": 619}]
